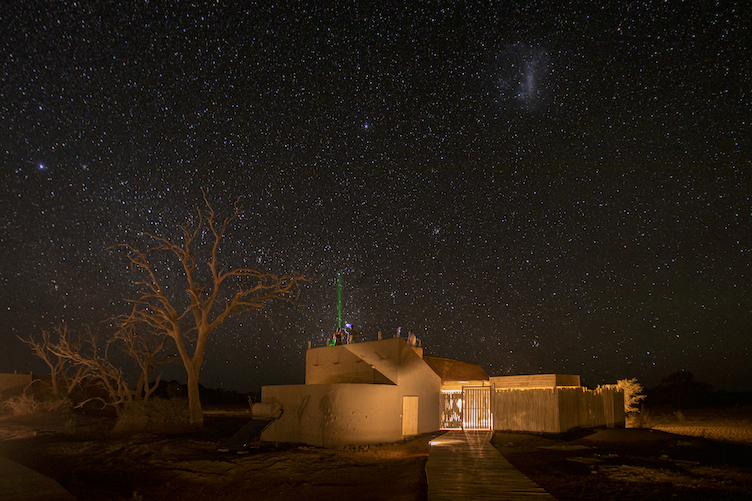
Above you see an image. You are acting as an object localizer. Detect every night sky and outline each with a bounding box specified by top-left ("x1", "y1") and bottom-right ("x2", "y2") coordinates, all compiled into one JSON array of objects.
[{"x1": 1, "y1": 2, "x2": 750, "y2": 393}]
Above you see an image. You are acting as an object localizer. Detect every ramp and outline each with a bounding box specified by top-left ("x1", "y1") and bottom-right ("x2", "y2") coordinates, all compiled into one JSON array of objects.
[
  {"x1": 426, "y1": 431, "x2": 556, "y2": 500},
  {"x1": 221, "y1": 418, "x2": 275, "y2": 450}
]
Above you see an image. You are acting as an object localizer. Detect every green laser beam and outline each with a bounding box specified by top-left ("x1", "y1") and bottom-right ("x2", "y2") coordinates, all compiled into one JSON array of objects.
[{"x1": 337, "y1": 272, "x2": 342, "y2": 330}]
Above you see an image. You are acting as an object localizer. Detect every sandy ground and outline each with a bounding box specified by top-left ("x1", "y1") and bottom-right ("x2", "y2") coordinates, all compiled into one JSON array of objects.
[
  {"x1": 493, "y1": 408, "x2": 752, "y2": 501},
  {"x1": 645, "y1": 408, "x2": 752, "y2": 445},
  {"x1": 1, "y1": 407, "x2": 750, "y2": 500},
  {"x1": 0, "y1": 411, "x2": 434, "y2": 501}
]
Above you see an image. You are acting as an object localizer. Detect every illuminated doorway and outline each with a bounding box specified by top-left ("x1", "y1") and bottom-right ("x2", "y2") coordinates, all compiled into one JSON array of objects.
[
  {"x1": 440, "y1": 390, "x2": 463, "y2": 430},
  {"x1": 462, "y1": 386, "x2": 492, "y2": 430},
  {"x1": 440, "y1": 386, "x2": 492, "y2": 430}
]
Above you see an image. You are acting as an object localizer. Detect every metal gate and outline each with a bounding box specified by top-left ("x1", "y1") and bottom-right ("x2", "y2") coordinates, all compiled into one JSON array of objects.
[
  {"x1": 440, "y1": 386, "x2": 492, "y2": 430},
  {"x1": 462, "y1": 386, "x2": 492, "y2": 430},
  {"x1": 439, "y1": 390, "x2": 463, "y2": 430}
]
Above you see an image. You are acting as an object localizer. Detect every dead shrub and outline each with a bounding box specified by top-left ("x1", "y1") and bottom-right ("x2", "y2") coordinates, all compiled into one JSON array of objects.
[
  {"x1": 44, "y1": 398, "x2": 72, "y2": 413},
  {"x1": 2, "y1": 394, "x2": 39, "y2": 415},
  {"x1": 1, "y1": 395, "x2": 72, "y2": 416}
]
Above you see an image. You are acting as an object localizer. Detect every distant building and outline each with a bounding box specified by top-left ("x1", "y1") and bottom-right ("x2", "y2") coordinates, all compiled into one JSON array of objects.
[
  {"x1": 0, "y1": 372, "x2": 33, "y2": 397},
  {"x1": 260, "y1": 337, "x2": 623, "y2": 447}
]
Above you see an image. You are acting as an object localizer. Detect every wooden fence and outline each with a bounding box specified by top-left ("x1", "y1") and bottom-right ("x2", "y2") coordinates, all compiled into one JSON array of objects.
[{"x1": 492, "y1": 386, "x2": 624, "y2": 433}]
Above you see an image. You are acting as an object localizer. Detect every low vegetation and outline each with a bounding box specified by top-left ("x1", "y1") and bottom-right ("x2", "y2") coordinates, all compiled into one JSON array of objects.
[
  {"x1": 1, "y1": 394, "x2": 71, "y2": 416},
  {"x1": 616, "y1": 377, "x2": 646, "y2": 414},
  {"x1": 113, "y1": 398, "x2": 191, "y2": 434}
]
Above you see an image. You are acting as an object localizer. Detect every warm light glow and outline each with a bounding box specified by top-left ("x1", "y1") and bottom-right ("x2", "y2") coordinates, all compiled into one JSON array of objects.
[{"x1": 429, "y1": 436, "x2": 465, "y2": 446}]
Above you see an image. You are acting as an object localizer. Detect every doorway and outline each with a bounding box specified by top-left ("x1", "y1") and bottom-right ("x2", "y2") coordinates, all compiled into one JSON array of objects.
[
  {"x1": 440, "y1": 386, "x2": 492, "y2": 430},
  {"x1": 402, "y1": 395, "x2": 418, "y2": 436}
]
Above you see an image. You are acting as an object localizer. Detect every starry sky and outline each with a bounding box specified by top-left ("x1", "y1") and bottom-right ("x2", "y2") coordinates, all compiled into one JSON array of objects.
[{"x1": 1, "y1": 2, "x2": 750, "y2": 393}]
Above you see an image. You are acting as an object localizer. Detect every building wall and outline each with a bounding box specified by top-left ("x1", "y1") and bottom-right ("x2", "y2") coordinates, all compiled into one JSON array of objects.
[
  {"x1": 261, "y1": 384, "x2": 403, "y2": 447},
  {"x1": 0, "y1": 372, "x2": 33, "y2": 397},
  {"x1": 440, "y1": 379, "x2": 490, "y2": 391},
  {"x1": 492, "y1": 386, "x2": 624, "y2": 433},
  {"x1": 263, "y1": 338, "x2": 441, "y2": 447},
  {"x1": 261, "y1": 381, "x2": 439, "y2": 447},
  {"x1": 306, "y1": 337, "x2": 441, "y2": 439},
  {"x1": 490, "y1": 374, "x2": 581, "y2": 389},
  {"x1": 306, "y1": 337, "x2": 425, "y2": 386},
  {"x1": 395, "y1": 348, "x2": 441, "y2": 435},
  {"x1": 306, "y1": 345, "x2": 393, "y2": 384}
]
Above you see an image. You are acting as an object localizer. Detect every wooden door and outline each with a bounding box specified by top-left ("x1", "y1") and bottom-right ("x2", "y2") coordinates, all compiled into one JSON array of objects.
[{"x1": 402, "y1": 395, "x2": 418, "y2": 436}]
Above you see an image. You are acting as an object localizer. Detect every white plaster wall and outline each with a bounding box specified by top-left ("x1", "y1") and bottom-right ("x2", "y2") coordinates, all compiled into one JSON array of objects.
[
  {"x1": 305, "y1": 344, "x2": 394, "y2": 384},
  {"x1": 261, "y1": 383, "x2": 404, "y2": 447},
  {"x1": 266, "y1": 339, "x2": 441, "y2": 446},
  {"x1": 391, "y1": 344, "x2": 441, "y2": 434},
  {"x1": 306, "y1": 338, "x2": 407, "y2": 385}
]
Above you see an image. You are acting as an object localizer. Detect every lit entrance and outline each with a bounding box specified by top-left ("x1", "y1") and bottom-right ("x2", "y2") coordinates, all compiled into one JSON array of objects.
[{"x1": 440, "y1": 386, "x2": 492, "y2": 430}]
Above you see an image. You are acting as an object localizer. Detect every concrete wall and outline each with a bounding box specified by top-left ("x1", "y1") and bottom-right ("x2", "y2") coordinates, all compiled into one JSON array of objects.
[
  {"x1": 264, "y1": 338, "x2": 441, "y2": 447},
  {"x1": 306, "y1": 343, "x2": 394, "y2": 384},
  {"x1": 388, "y1": 341, "x2": 442, "y2": 435},
  {"x1": 306, "y1": 337, "x2": 427, "y2": 386},
  {"x1": 261, "y1": 384, "x2": 402, "y2": 446},
  {"x1": 0, "y1": 372, "x2": 33, "y2": 397},
  {"x1": 261, "y1": 381, "x2": 439, "y2": 447},
  {"x1": 492, "y1": 386, "x2": 625, "y2": 433},
  {"x1": 305, "y1": 337, "x2": 441, "y2": 440}
]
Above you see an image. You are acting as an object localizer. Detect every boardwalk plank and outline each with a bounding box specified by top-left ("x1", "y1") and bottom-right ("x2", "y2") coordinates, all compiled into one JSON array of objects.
[{"x1": 425, "y1": 431, "x2": 556, "y2": 500}]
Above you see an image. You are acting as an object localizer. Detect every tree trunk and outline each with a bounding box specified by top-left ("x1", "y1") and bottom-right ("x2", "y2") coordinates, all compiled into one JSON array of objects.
[
  {"x1": 186, "y1": 367, "x2": 204, "y2": 428},
  {"x1": 50, "y1": 370, "x2": 60, "y2": 398}
]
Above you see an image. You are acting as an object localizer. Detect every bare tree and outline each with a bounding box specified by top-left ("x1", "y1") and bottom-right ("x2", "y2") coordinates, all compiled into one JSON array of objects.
[
  {"x1": 113, "y1": 192, "x2": 305, "y2": 427},
  {"x1": 112, "y1": 325, "x2": 171, "y2": 402},
  {"x1": 46, "y1": 326, "x2": 136, "y2": 413},
  {"x1": 22, "y1": 323, "x2": 170, "y2": 414},
  {"x1": 18, "y1": 324, "x2": 88, "y2": 398}
]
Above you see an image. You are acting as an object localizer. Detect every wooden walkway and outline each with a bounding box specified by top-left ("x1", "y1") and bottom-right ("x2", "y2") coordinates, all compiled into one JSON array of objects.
[{"x1": 425, "y1": 431, "x2": 556, "y2": 500}]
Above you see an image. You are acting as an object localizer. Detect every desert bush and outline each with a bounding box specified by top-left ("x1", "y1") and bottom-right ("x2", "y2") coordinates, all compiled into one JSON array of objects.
[
  {"x1": 631, "y1": 406, "x2": 652, "y2": 428},
  {"x1": 1, "y1": 394, "x2": 71, "y2": 416},
  {"x1": 114, "y1": 398, "x2": 190, "y2": 433},
  {"x1": 2, "y1": 394, "x2": 40, "y2": 415},
  {"x1": 616, "y1": 378, "x2": 646, "y2": 414}
]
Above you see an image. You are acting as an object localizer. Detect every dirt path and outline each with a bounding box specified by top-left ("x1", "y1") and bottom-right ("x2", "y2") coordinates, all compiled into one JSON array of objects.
[
  {"x1": 0, "y1": 412, "x2": 434, "y2": 501},
  {"x1": 650, "y1": 422, "x2": 752, "y2": 444},
  {"x1": 494, "y1": 427, "x2": 752, "y2": 501},
  {"x1": 3, "y1": 409, "x2": 752, "y2": 500}
]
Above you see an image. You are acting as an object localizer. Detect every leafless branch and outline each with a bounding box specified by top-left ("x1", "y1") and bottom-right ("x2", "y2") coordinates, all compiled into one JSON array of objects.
[{"x1": 111, "y1": 191, "x2": 306, "y2": 426}]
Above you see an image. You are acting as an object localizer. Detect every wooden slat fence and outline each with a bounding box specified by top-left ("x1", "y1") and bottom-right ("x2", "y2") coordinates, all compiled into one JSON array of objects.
[{"x1": 492, "y1": 386, "x2": 624, "y2": 433}]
